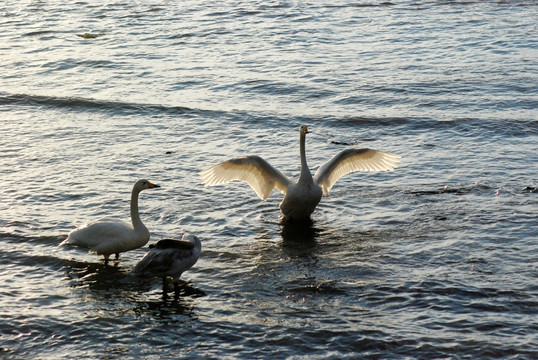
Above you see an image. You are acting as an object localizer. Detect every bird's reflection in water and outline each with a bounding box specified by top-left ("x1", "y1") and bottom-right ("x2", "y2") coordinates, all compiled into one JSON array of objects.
[
  {"x1": 162, "y1": 278, "x2": 206, "y2": 299},
  {"x1": 140, "y1": 296, "x2": 194, "y2": 318},
  {"x1": 66, "y1": 261, "x2": 133, "y2": 292},
  {"x1": 64, "y1": 259, "x2": 205, "y2": 302},
  {"x1": 134, "y1": 281, "x2": 206, "y2": 319},
  {"x1": 280, "y1": 217, "x2": 320, "y2": 249}
]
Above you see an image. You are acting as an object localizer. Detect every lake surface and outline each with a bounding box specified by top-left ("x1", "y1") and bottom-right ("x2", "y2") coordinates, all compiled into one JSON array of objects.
[{"x1": 1, "y1": 1, "x2": 537, "y2": 359}]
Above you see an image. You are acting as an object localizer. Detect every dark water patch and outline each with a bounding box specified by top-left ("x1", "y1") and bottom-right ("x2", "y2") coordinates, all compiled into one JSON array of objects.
[
  {"x1": 145, "y1": 7, "x2": 164, "y2": 13},
  {"x1": 23, "y1": 30, "x2": 57, "y2": 37},
  {"x1": 11, "y1": 188, "x2": 89, "y2": 205},
  {"x1": 408, "y1": 280, "x2": 535, "y2": 305},
  {"x1": 214, "y1": 79, "x2": 307, "y2": 97},
  {"x1": 324, "y1": 2, "x2": 395, "y2": 9},
  {"x1": 73, "y1": 59, "x2": 115, "y2": 68},
  {"x1": 258, "y1": 2, "x2": 293, "y2": 11},
  {"x1": 1, "y1": 238, "x2": 73, "y2": 269},
  {"x1": 322, "y1": 115, "x2": 416, "y2": 129},
  {"x1": 76, "y1": 32, "x2": 103, "y2": 39},
  {"x1": 282, "y1": 280, "x2": 347, "y2": 297},
  {"x1": 0, "y1": 221, "x2": 34, "y2": 236},
  {"x1": 196, "y1": 28, "x2": 234, "y2": 39},
  {"x1": 3, "y1": 233, "x2": 66, "y2": 247},
  {"x1": 167, "y1": 32, "x2": 195, "y2": 40},
  {"x1": 404, "y1": 182, "x2": 495, "y2": 196},
  {"x1": 0, "y1": 222, "x2": 68, "y2": 241},
  {"x1": 329, "y1": 115, "x2": 537, "y2": 137},
  {"x1": 232, "y1": 8, "x2": 263, "y2": 17},
  {"x1": 404, "y1": 182, "x2": 537, "y2": 205}
]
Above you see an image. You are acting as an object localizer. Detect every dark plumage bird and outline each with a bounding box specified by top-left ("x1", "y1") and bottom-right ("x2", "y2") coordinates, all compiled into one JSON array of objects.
[{"x1": 133, "y1": 234, "x2": 201, "y2": 295}]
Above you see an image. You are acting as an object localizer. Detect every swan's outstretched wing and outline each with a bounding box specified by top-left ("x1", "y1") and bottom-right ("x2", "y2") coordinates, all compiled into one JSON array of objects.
[
  {"x1": 314, "y1": 148, "x2": 402, "y2": 195},
  {"x1": 200, "y1": 155, "x2": 292, "y2": 200}
]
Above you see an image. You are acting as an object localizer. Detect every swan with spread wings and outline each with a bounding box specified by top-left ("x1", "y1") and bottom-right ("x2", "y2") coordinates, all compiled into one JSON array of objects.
[{"x1": 200, "y1": 125, "x2": 401, "y2": 220}]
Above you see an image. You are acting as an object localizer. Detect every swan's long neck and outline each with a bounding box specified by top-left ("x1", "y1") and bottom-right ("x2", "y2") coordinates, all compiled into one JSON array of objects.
[
  {"x1": 298, "y1": 131, "x2": 313, "y2": 183},
  {"x1": 130, "y1": 188, "x2": 146, "y2": 231}
]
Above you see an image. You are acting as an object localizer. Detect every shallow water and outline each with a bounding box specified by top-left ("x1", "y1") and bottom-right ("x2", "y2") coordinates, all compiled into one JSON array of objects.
[{"x1": 1, "y1": 1, "x2": 537, "y2": 359}]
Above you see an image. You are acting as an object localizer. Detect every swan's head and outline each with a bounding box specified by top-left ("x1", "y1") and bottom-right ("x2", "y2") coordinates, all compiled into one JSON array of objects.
[
  {"x1": 300, "y1": 125, "x2": 309, "y2": 135},
  {"x1": 134, "y1": 179, "x2": 160, "y2": 191}
]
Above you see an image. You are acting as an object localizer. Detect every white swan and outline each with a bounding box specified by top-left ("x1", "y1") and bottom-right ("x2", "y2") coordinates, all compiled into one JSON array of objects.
[
  {"x1": 133, "y1": 234, "x2": 201, "y2": 293},
  {"x1": 60, "y1": 179, "x2": 160, "y2": 263},
  {"x1": 200, "y1": 125, "x2": 401, "y2": 220}
]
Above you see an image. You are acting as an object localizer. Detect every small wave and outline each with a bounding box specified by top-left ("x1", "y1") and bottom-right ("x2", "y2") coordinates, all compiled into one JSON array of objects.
[
  {"x1": 324, "y1": 2, "x2": 395, "y2": 9},
  {"x1": 404, "y1": 182, "x2": 496, "y2": 197},
  {"x1": 0, "y1": 92, "x2": 205, "y2": 117},
  {"x1": 331, "y1": 115, "x2": 538, "y2": 136},
  {"x1": 3, "y1": 232, "x2": 66, "y2": 245},
  {"x1": 334, "y1": 115, "x2": 417, "y2": 128},
  {"x1": 23, "y1": 30, "x2": 57, "y2": 37},
  {"x1": 282, "y1": 280, "x2": 347, "y2": 296},
  {"x1": 405, "y1": 182, "x2": 538, "y2": 198}
]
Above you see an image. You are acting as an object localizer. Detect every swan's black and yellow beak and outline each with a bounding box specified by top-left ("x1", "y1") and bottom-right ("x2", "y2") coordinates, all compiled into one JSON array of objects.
[
  {"x1": 300, "y1": 125, "x2": 310, "y2": 134},
  {"x1": 147, "y1": 181, "x2": 160, "y2": 189}
]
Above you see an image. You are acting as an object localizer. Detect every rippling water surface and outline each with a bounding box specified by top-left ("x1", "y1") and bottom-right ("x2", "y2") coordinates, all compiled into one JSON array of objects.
[{"x1": 1, "y1": 1, "x2": 537, "y2": 359}]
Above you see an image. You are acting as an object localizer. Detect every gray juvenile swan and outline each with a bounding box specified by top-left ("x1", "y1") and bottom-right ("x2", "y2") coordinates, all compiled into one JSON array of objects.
[
  {"x1": 133, "y1": 234, "x2": 201, "y2": 294},
  {"x1": 60, "y1": 179, "x2": 160, "y2": 263},
  {"x1": 200, "y1": 125, "x2": 401, "y2": 220}
]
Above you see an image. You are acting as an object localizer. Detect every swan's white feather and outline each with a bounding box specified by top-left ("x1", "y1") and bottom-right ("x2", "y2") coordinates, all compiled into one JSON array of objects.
[
  {"x1": 200, "y1": 155, "x2": 291, "y2": 200},
  {"x1": 60, "y1": 179, "x2": 159, "y2": 261},
  {"x1": 63, "y1": 219, "x2": 146, "y2": 255},
  {"x1": 314, "y1": 148, "x2": 401, "y2": 195}
]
